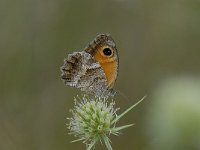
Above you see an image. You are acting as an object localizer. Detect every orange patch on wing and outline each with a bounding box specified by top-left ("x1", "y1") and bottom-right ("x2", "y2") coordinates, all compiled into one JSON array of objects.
[{"x1": 94, "y1": 47, "x2": 118, "y2": 88}]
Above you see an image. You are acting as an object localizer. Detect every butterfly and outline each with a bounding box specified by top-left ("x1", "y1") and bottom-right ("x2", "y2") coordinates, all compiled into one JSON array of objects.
[{"x1": 60, "y1": 34, "x2": 119, "y2": 97}]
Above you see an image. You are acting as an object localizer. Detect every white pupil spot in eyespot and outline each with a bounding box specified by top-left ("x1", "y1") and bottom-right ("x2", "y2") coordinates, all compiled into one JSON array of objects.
[{"x1": 103, "y1": 48, "x2": 112, "y2": 56}]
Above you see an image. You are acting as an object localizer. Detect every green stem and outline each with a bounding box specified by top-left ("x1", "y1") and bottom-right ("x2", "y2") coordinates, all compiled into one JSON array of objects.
[
  {"x1": 103, "y1": 135, "x2": 113, "y2": 150},
  {"x1": 86, "y1": 140, "x2": 97, "y2": 150}
]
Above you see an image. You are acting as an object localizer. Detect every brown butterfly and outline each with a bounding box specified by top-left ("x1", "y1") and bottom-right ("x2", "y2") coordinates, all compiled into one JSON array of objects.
[{"x1": 60, "y1": 34, "x2": 119, "y2": 97}]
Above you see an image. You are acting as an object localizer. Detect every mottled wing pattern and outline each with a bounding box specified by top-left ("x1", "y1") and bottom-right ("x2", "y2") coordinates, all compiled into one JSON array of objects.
[
  {"x1": 60, "y1": 51, "x2": 114, "y2": 97},
  {"x1": 84, "y1": 34, "x2": 117, "y2": 57}
]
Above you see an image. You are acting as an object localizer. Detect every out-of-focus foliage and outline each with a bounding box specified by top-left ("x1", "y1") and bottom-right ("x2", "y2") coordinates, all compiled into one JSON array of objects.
[
  {"x1": 0, "y1": 0, "x2": 200, "y2": 150},
  {"x1": 146, "y1": 77, "x2": 200, "y2": 150}
]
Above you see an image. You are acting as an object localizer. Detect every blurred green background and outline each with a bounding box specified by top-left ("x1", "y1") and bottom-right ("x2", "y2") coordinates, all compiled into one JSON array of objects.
[{"x1": 1, "y1": 0, "x2": 200, "y2": 150}]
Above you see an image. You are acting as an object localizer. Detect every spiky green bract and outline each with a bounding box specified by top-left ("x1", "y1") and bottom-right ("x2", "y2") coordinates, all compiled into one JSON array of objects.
[{"x1": 67, "y1": 95, "x2": 146, "y2": 150}]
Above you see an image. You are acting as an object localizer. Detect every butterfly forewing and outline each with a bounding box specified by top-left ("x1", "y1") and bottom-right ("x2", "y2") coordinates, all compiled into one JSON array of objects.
[{"x1": 61, "y1": 34, "x2": 118, "y2": 97}]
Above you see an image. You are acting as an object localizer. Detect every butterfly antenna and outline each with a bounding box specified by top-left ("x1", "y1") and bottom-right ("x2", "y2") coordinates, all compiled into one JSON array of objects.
[
  {"x1": 115, "y1": 89, "x2": 131, "y2": 102},
  {"x1": 115, "y1": 89, "x2": 147, "y2": 103}
]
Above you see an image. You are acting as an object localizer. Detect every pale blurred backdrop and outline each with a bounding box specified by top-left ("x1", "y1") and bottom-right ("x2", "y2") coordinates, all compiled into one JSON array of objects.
[{"x1": 1, "y1": 0, "x2": 200, "y2": 150}]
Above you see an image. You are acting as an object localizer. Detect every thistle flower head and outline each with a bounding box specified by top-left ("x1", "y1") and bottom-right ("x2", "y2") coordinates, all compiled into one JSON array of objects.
[{"x1": 67, "y1": 95, "x2": 145, "y2": 150}]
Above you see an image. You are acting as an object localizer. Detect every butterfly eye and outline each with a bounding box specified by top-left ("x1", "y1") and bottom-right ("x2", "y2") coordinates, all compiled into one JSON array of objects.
[{"x1": 103, "y1": 48, "x2": 113, "y2": 56}]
